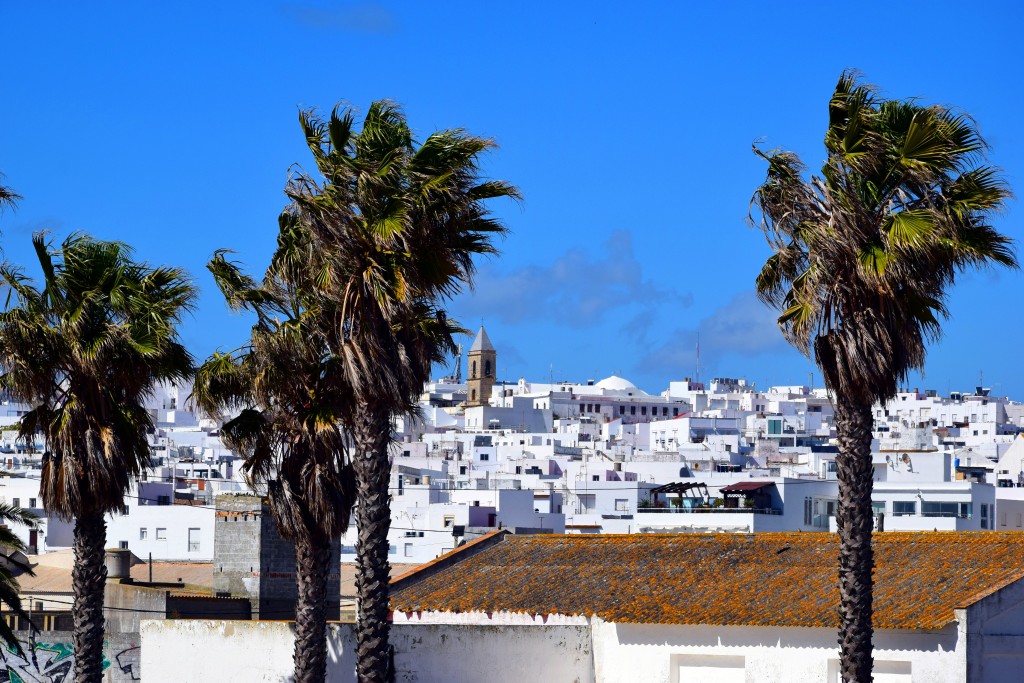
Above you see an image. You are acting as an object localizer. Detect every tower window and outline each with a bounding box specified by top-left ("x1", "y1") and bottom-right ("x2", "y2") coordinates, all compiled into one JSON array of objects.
[
  {"x1": 485, "y1": 360, "x2": 492, "y2": 377},
  {"x1": 471, "y1": 361, "x2": 477, "y2": 378},
  {"x1": 471, "y1": 389, "x2": 477, "y2": 402}
]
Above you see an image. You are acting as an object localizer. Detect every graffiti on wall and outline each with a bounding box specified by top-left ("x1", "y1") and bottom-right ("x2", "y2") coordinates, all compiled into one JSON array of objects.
[{"x1": 0, "y1": 641, "x2": 116, "y2": 683}]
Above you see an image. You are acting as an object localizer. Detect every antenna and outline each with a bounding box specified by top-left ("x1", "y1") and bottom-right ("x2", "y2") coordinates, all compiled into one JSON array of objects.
[
  {"x1": 695, "y1": 331, "x2": 701, "y2": 384},
  {"x1": 454, "y1": 344, "x2": 463, "y2": 384}
]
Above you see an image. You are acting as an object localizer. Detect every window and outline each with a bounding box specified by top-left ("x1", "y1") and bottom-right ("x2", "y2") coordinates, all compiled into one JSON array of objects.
[
  {"x1": 11, "y1": 498, "x2": 19, "y2": 508},
  {"x1": 443, "y1": 515, "x2": 455, "y2": 528},
  {"x1": 673, "y1": 408, "x2": 679, "y2": 416},
  {"x1": 641, "y1": 407, "x2": 647, "y2": 416},
  {"x1": 663, "y1": 407, "x2": 668, "y2": 416},
  {"x1": 922, "y1": 502, "x2": 971, "y2": 518},
  {"x1": 630, "y1": 406, "x2": 636, "y2": 415},
  {"x1": 1000, "y1": 511, "x2": 1007, "y2": 528},
  {"x1": 156, "y1": 528, "x2": 167, "y2": 540},
  {"x1": 484, "y1": 360, "x2": 492, "y2": 377},
  {"x1": 619, "y1": 406, "x2": 625, "y2": 415},
  {"x1": 592, "y1": 475, "x2": 600, "y2": 481},
  {"x1": 479, "y1": 453, "x2": 489, "y2": 461},
  {"x1": 768, "y1": 419, "x2": 782, "y2": 435},
  {"x1": 615, "y1": 499, "x2": 629, "y2": 512},
  {"x1": 404, "y1": 543, "x2": 413, "y2": 557},
  {"x1": 804, "y1": 498, "x2": 813, "y2": 525},
  {"x1": 29, "y1": 498, "x2": 36, "y2": 508},
  {"x1": 139, "y1": 528, "x2": 148, "y2": 540},
  {"x1": 471, "y1": 361, "x2": 477, "y2": 378},
  {"x1": 893, "y1": 501, "x2": 916, "y2": 516},
  {"x1": 579, "y1": 403, "x2": 585, "y2": 413},
  {"x1": 871, "y1": 501, "x2": 885, "y2": 516},
  {"x1": 981, "y1": 504, "x2": 990, "y2": 529},
  {"x1": 188, "y1": 528, "x2": 200, "y2": 552},
  {"x1": 119, "y1": 541, "x2": 129, "y2": 550},
  {"x1": 470, "y1": 389, "x2": 476, "y2": 402}
]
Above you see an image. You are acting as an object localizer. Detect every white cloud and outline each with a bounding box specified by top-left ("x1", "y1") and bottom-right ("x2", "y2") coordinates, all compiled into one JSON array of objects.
[{"x1": 454, "y1": 230, "x2": 691, "y2": 327}]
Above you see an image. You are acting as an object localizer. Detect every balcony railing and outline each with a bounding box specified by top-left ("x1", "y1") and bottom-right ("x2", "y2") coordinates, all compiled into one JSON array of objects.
[{"x1": 637, "y1": 506, "x2": 782, "y2": 516}]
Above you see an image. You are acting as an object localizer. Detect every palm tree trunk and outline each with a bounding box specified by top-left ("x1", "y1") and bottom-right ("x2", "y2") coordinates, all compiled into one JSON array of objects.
[
  {"x1": 834, "y1": 397, "x2": 875, "y2": 683},
  {"x1": 352, "y1": 405, "x2": 394, "y2": 683},
  {"x1": 72, "y1": 509, "x2": 108, "y2": 683},
  {"x1": 293, "y1": 530, "x2": 331, "y2": 683}
]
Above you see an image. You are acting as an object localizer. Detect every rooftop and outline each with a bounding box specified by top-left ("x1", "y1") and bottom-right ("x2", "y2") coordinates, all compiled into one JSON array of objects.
[{"x1": 391, "y1": 531, "x2": 1024, "y2": 630}]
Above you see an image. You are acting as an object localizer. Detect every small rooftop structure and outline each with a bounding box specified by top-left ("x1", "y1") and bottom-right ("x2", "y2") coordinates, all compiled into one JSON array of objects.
[{"x1": 593, "y1": 375, "x2": 638, "y2": 392}]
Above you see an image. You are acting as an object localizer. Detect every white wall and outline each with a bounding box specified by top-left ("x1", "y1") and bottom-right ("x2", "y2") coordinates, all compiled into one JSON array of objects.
[
  {"x1": 591, "y1": 620, "x2": 964, "y2": 683},
  {"x1": 106, "y1": 504, "x2": 215, "y2": 561},
  {"x1": 144, "y1": 615, "x2": 974, "y2": 683},
  {"x1": 141, "y1": 619, "x2": 594, "y2": 683}
]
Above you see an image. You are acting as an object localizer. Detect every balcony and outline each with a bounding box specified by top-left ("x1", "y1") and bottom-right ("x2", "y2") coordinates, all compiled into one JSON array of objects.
[{"x1": 637, "y1": 506, "x2": 782, "y2": 515}]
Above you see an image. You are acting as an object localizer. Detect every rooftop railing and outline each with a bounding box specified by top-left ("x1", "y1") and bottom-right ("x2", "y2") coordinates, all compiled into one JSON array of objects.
[{"x1": 636, "y1": 506, "x2": 782, "y2": 516}]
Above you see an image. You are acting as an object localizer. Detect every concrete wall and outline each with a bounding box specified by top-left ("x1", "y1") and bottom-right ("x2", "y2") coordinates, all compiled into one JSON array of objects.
[
  {"x1": 6, "y1": 631, "x2": 140, "y2": 682},
  {"x1": 592, "y1": 620, "x2": 964, "y2": 683},
  {"x1": 141, "y1": 614, "x2": 976, "y2": 682},
  {"x1": 141, "y1": 620, "x2": 593, "y2": 682},
  {"x1": 966, "y1": 572, "x2": 1024, "y2": 682},
  {"x1": 213, "y1": 494, "x2": 339, "y2": 619},
  {"x1": 104, "y1": 582, "x2": 168, "y2": 634}
]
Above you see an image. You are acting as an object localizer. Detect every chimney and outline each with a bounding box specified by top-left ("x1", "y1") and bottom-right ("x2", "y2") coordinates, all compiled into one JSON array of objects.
[{"x1": 105, "y1": 548, "x2": 132, "y2": 580}]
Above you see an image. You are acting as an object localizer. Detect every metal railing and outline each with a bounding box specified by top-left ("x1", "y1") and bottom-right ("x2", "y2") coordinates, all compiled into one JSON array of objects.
[{"x1": 637, "y1": 506, "x2": 782, "y2": 516}]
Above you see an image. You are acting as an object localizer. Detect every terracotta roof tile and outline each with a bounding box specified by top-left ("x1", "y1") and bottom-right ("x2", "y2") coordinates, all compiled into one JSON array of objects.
[{"x1": 390, "y1": 532, "x2": 1024, "y2": 630}]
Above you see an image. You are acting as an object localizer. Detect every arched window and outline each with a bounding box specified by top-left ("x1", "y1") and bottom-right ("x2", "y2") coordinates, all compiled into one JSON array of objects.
[
  {"x1": 484, "y1": 360, "x2": 492, "y2": 377},
  {"x1": 471, "y1": 389, "x2": 477, "y2": 402},
  {"x1": 471, "y1": 361, "x2": 477, "y2": 378}
]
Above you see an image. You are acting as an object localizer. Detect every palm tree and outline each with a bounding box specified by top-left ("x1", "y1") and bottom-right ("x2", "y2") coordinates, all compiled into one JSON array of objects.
[
  {"x1": 0, "y1": 233, "x2": 196, "y2": 682},
  {"x1": 0, "y1": 174, "x2": 19, "y2": 213},
  {"x1": 284, "y1": 102, "x2": 517, "y2": 682},
  {"x1": 0, "y1": 501, "x2": 40, "y2": 654},
  {"x1": 752, "y1": 71, "x2": 1016, "y2": 682},
  {"x1": 191, "y1": 249, "x2": 356, "y2": 683}
]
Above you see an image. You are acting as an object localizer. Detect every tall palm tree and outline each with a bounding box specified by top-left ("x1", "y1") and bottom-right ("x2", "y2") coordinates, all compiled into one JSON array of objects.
[
  {"x1": 191, "y1": 248, "x2": 356, "y2": 683},
  {"x1": 0, "y1": 233, "x2": 196, "y2": 682},
  {"x1": 0, "y1": 501, "x2": 39, "y2": 654},
  {"x1": 284, "y1": 102, "x2": 517, "y2": 682},
  {"x1": 752, "y1": 71, "x2": 1016, "y2": 682}
]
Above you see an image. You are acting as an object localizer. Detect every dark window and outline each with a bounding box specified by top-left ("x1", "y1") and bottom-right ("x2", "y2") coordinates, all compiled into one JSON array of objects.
[
  {"x1": 485, "y1": 360, "x2": 492, "y2": 377},
  {"x1": 662, "y1": 407, "x2": 668, "y2": 416},
  {"x1": 893, "y1": 501, "x2": 916, "y2": 516},
  {"x1": 619, "y1": 406, "x2": 625, "y2": 415},
  {"x1": 471, "y1": 361, "x2": 477, "y2": 378},
  {"x1": 630, "y1": 406, "x2": 636, "y2": 415},
  {"x1": 673, "y1": 408, "x2": 679, "y2": 416},
  {"x1": 641, "y1": 407, "x2": 647, "y2": 416}
]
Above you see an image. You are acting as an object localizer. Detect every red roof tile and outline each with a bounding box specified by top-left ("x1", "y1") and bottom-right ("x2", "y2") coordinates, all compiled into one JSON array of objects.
[{"x1": 390, "y1": 532, "x2": 1024, "y2": 630}]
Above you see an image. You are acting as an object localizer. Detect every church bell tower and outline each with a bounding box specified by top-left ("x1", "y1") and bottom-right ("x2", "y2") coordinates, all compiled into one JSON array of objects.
[{"x1": 466, "y1": 327, "x2": 496, "y2": 407}]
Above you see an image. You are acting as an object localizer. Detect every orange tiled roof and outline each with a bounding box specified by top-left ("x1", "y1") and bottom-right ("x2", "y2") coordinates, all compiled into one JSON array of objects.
[{"x1": 389, "y1": 532, "x2": 1024, "y2": 630}]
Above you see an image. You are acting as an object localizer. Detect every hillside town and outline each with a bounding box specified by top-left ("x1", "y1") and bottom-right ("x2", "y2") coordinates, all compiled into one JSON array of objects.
[
  {"x1": 4, "y1": 327, "x2": 1024, "y2": 679},
  {"x1": 3, "y1": 8, "x2": 1022, "y2": 678}
]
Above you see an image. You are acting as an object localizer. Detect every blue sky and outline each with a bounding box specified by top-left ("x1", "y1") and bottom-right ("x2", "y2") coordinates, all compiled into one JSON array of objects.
[{"x1": 2, "y1": 1, "x2": 1022, "y2": 396}]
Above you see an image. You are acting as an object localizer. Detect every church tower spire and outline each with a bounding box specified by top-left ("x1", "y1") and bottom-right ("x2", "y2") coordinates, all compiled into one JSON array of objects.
[{"x1": 466, "y1": 326, "x2": 496, "y2": 407}]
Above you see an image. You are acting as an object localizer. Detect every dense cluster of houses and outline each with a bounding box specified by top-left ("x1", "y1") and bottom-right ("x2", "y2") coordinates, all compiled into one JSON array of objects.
[{"x1": 5, "y1": 327, "x2": 1024, "y2": 679}]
